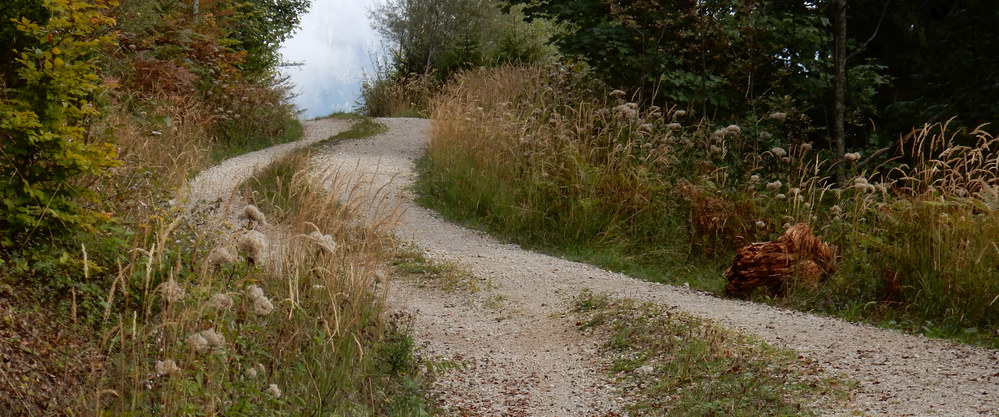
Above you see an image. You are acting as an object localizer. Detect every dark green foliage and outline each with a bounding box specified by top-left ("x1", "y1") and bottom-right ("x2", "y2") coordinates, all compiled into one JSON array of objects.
[{"x1": 228, "y1": 0, "x2": 311, "y2": 74}]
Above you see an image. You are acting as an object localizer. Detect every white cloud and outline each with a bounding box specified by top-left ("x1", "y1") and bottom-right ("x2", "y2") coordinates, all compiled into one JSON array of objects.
[{"x1": 279, "y1": 0, "x2": 384, "y2": 118}]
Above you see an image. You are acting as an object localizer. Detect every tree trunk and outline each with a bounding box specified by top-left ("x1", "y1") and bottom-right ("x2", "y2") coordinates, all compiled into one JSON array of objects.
[{"x1": 833, "y1": 0, "x2": 848, "y2": 185}]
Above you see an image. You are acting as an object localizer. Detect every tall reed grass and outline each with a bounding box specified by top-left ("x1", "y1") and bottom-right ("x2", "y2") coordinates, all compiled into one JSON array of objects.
[{"x1": 419, "y1": 65, "x2": 999, "y2": 345}]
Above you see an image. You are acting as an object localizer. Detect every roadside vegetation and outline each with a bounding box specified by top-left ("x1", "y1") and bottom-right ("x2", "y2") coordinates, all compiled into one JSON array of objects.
[
  {"x1": 573, "y1": 291, "x2": 850, "y2": 416},
  {"x1": 365, "y1": 1, "x2": 999, "y2": 347},
  {"x1": 416, "y1": 64, "x2": 999, "y2": 348},
  {"x1": 0, "y1": 0, "x2": 431, "y2": 414}
]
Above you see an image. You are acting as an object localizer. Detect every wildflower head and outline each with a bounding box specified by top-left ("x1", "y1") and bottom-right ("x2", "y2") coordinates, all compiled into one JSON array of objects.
[
  {"x1": 210, "y1": 293, "x2": 233, "y2": 311},
  {"x1": 770, "y1": 147, "x2": 787, "y2": 158},
  {"x1": 243, "y1": 204, "x2": 268, "y2": 227},
  {"x1": 755, "y1": 220, "x2": 766, "y2": 228},
  {"x1": 769, "y1": 112, "x2": 787, "y2": 122},
  {"x1": 161, "y1": 280, "x2": 185, "y2": 304},
  {"x1": 208, "y1": 247, "x2": 237, "y2": 266},
  {"x1": 673, "y1": 110, "x2": 687, "y2": 118},
  {"x1": 637, "y1": 123, "x2": 654, "y2": 134},
  {"x1": 308, "y1": 230, "x2": 338, "y2": 254},
  {"x1": 187, "y1": 332, "x2": 210, "y2": 354},
  {"x1": 844, "y1": 152, "x2": 861, "y2": 163},
  {"x1": 246, "y1": 284, "x2": 264, "y2": 301},
  {"x1": 709, "y1": 144, "x2": 723, "y2": 154},
  {"x1": 200, "y1": 328, "x2": 225, "y2": 348},
  {"x1": 765, "y1": 180, "x2": 783, "y2": 191},
  {"x1": 266, "y1": 383, "x2": 282, "y2": 398},
  {"x1": 609, "y1": 89, "x2": 626, "y2": 98},
  {"x1": 725, "y1": 124, "x2": 741, "y2": 135},
  {"x1": 666, "y1": 122, "x2": 682, "y2": 130},
  {"x1": 237, "y1": 230, "x2": 268, "y2": 264},
  {"x1": 155, "y1": 359, "x2": 180, "y2": 376},
  {"x1": 749, "y1": 174, "x2": 760, "y2": 183},
  {"x1": 253, "y1": 296, "x2": 274, "y2": 316},
  {"x1": 830, "y1": 205, "x2": 842, "y2": 215},
  {"x1": 799, "y1": 142, "x2": 813, "y2": 152}
]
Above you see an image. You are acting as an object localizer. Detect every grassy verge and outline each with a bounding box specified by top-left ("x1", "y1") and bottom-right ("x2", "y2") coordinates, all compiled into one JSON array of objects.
[
  {"x1": 416, "y1": 65, "x2": 999, "y2": 347},
  {"x1": 573, "y1": 291, "x2": 852, "y2": 416}
]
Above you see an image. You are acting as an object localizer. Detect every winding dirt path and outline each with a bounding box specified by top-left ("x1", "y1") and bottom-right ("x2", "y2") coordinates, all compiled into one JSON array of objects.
[{"x1": 197, "y1": 117, "x2": 999, "y2": 416}]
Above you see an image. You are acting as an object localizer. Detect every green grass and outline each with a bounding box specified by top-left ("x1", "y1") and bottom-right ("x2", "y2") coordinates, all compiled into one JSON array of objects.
[
  {"x1": 573, "y1": 291, "x2": 852, "y2": 416},
  {"x1": 391, "y1": 246, "x2": 487, "y2": 293},
  {"x1": 316, "y1": 116, "x2": 389, "y2": 147}
]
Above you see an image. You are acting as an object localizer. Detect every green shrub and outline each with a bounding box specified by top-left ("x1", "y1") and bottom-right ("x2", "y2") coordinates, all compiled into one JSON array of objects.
[{"x1": 0, "y1": 0, "x2": 119, "y2": 246}]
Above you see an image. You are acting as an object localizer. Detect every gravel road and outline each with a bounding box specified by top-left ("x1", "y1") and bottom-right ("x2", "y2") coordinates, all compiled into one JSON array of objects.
[{"x1": 195, "y1": 116, "x2": 999, "y2": 416}]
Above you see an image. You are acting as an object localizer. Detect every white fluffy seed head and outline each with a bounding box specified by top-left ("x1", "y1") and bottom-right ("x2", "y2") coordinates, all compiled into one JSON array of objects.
[
  {"x1": 267, "y1": 383, "x2": 281, "y2": 398},
  {"x1": 237, "y1": 230, "x2": 268, "y2": 263},
  {"x1": 246, "y1": 284, "x2": 264, "y2": 301},
  {"x1": 208, "y1": 247, "x2": 237, "y2": 266},
  {"x1": 155, "y1": 359, "x2": 180, "y2": 376},
  {"x1": 200, "y1": 328, "x2": 225, "y2": 348},
  {"x1": 161, "y1": 280, "x2": 185, "y2": 303},
  {"x1": 253, "y1": 296, "x2": 274, "y2": 316},
  {"x1": 210, "y1": 293, "x2": 233, "y2": 311},
  {"x1": 308, "y1": 230, "x2": 338, "y2": 254},
  {"x1": 243, "y1": 204, "x2": 268, "y2": 226},
  {"x1": 770, "y1": 147, "x2": 787, "y2": 158},
  {"x1": 187, "y1": 333, "x2": 209, "y2": 354}
]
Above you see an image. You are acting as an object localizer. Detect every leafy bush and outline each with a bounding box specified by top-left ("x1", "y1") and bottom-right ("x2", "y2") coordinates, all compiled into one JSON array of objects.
[{"x1": 0, "y1": 0, "x2": 120, "y2": 246}]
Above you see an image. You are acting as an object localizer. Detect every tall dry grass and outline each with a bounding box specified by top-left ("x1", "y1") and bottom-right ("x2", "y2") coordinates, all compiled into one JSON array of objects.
[
  {"x1": 419, "y1": 65, "x2": 999, "y2": 344},
  {"x1": 83, "y1": 147, "x2": 428, "y2": 415}
]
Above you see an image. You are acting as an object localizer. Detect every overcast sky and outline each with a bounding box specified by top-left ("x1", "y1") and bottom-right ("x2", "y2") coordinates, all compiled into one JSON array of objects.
[{"x1": 279, "y1": 0, "x2": 385, "y2": 119}]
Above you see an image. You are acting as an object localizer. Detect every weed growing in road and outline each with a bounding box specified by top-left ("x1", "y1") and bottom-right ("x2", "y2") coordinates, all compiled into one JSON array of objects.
[
  {"x1": 391, "y1": 247, "x2": 487, "y2": 294},
  {"x1": 573, "y1": 291, "x2": 851, "y2": 416}
]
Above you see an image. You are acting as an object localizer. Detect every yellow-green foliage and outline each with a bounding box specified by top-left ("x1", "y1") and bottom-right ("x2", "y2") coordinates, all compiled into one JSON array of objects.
[{"x1": 0, "y1": 0, "x2": 119, "y2": 244}]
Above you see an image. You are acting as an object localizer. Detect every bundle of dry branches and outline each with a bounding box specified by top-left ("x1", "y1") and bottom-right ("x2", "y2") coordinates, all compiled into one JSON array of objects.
[{"x1": 724, "y1": 223, "x2": 836, "y2": 296}]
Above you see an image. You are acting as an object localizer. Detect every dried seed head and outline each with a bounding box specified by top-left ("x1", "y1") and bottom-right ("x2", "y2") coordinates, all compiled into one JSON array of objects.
[
  {"x1": 237, "y1": 230, "x2": 268, "y2": 263},
  {"x1": 844, "y1": 152, "x2": 861, "y2": 162},
  {"x1": 770, "y1": 112, "x2": 787, "y2": 122},
  {"x1": 243, "y1": 204, "x2": 268, "y2": 226},
  {"x1": 253, "y1": 296, "x2": 274, "y2": 316},
  {"x1": 246, "y1": 284, "x2": 265, "y2": 301},
  {"x1": 187, "y1": 333, "x2": 209, "y2": 354},
  {"x1": 766, "y1": 180, "x2": 783, "y2": 191},
  {"x1": 308, "y1": 230, "x2": 339, "y2": 254},
  {"x1": 267, "y1": 383, "x2": 282, "y2": 398},
  {"x1": 755, "y1": 220, "x2": 766, "y2": 228},
  {"x1": 666, "y1": 122, "x2": 682, "y2": 130},
  {"x1": 155, "y1": 359, "x2": 180, "y2": 376},
  {"x1": 200, "y1": 328, "x2": 225, "y2": 348},
  {"x1": 770, "y1": 147, "x2": 787, "y2": 158},
  {"x1": 161, "y1": 280, "x2": 185, "y2": 304},
  {"x1": 208, "y1": 247, "x2": 237, "y2": 266},
  {"x1": 725, "y1": 124, "x2": 741, "y2": 135},
  {"x1": 673, "y1": 110, "x2": 687, "y2": 118},
  {"x1": 210, "y1": 293, "x2": 233, "y2": 311}
]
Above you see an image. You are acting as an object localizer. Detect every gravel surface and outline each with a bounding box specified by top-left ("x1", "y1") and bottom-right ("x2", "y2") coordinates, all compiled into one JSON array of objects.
[{"x1": 197, "y1": 117, "x2": 999, "y2": 416}]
